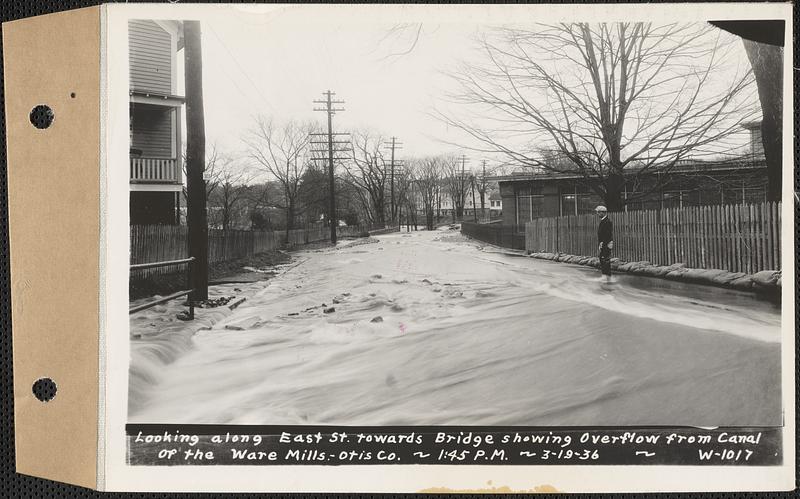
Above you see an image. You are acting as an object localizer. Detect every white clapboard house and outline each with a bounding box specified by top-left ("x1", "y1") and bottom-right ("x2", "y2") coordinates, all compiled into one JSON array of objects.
[{"x1": 129, "y1": 20, "x2": 184, "y2": 225}]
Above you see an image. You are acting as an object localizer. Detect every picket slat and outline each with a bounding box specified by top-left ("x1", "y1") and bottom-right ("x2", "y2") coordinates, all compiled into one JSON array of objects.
[
  {"x1": 776, "y1": 201, "x2": 782, "y2": 270},
  {"x1": 767, "y1": 202, "x2": 775, "y2": 270},
  {"x1": 755, "y1": 204, "x2": 762, "y2": 271},
  {"x1": 131, "y1": 224, "x2": 387, "y2": 279},
  {"x1": 522, "y1": 201, "x2": 781, "y2": 274},
  {"x1": 721, "y1": 204, "x2": 728, "y2": 270}
]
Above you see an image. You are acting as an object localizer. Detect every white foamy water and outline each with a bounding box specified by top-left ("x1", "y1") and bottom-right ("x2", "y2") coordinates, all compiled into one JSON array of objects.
[{"x1": 129, "y1": 229, "x2": 781, "y2": 427}]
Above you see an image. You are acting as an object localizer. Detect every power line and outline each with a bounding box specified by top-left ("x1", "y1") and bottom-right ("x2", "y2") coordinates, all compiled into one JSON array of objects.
[
  {"x1": 207, "y1": 24, "x2": 275, "y2": 113},
  {"x1": 384, "y1": 136, "x2": 404, "y2": 222},
  {"x1": 313, "y1": 90, "x2": 346, "y2": 244}
]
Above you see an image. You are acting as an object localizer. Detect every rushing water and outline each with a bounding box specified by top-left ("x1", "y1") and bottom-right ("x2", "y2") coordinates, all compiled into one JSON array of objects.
[{"x1": 129, "y1": 229, "x2": 781, "y2": 427}]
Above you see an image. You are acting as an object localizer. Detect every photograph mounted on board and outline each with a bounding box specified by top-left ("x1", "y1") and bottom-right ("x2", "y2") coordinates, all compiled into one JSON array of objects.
[{"x1": 125, "y1": 7, "x2": 784, "y2": 430}]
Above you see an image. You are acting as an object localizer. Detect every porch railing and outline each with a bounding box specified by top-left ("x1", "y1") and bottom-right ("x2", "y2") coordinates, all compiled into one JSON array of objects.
[{"x1": 130, "y1": 157, "x2": 180, "y2": 183}]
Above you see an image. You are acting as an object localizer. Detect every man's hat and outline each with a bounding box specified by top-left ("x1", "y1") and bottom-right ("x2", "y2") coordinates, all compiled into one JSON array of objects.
[{"x1": 595, "y1": 205, "x2": 608, "y2": 212}]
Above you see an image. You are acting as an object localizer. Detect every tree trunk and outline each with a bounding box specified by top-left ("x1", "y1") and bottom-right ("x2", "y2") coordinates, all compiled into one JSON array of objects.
[
  {"x1": 376, "y1": 201, "x2": 386, "y2": 227},
  {"x1": 285, "y1": 200, "x2": 294, "y2": 242},
  {"x1": 603, "y1": 172, "x2": 625, "y2": 212},
  {"x1": 743, "y1": 39, "x2": 782, "y2": 202}
]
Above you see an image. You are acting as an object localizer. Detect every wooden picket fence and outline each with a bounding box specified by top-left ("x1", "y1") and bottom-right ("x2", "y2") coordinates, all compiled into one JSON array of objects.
[
  {"x1": 130, "y1": 224, "x2": 382, "y2": 277},
  {"x1": 525, "y1": 202, "x2": 781, "y2": 274}
]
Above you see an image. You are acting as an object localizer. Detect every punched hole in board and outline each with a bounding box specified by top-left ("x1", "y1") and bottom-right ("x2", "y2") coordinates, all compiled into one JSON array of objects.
[
  {"x1": 32, "y1": 377, "x2": 57, "y2": 402},
  {"x1": 29, "y1": 104, "x2": 54, "y2": 129}
]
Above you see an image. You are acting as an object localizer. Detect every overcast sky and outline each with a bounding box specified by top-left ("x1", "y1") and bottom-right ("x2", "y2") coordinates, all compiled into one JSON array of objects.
[
  {"x1": 175, "y1": 7, "x2": 485, "y2": 164},
  {"x1": 162, "y1": 4, "x2": 759, "y2": 174}
]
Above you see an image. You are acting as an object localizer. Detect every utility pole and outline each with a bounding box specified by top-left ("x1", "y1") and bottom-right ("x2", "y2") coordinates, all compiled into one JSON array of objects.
[
  {"x1": 480, "y1": 160, "x2": 487, "y2": 220},
  {"x1": 459, "y1": 154, "x2": 468, "y2": 220},
  {"x1": 313, "y1": 90, "x2": 345, "y2": 244},
  {"x1": 471, "y1": 174, "x2": 478, "y2": 222},
  {"x1": 184, "y1": 20, "x2": 208, "y2": 301},
  {"x1": 384, "y1": 137, "x2": 403, "y2": 224}
]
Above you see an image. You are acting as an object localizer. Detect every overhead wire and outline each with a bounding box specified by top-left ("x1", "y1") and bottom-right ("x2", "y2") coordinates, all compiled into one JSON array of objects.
[{"x1": 207, "y1": 23, "x2": 277, "y2": 114}]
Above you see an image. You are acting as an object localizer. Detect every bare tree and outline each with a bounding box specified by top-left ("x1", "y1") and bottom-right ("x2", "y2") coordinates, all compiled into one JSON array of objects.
[
  {"x1": 473, "y1": 161, "x2": 498, "y2": 219},
  {"x1": 208, "y1": 161, "x2": 257, "y2": 232},
  {"x1": 182, "y1": 143, "x2": 225, "y2": 203},
  {"x1": 243, "y1": 181, "x2": 281, "y2": 230},
  {"x1": 392, "y1": 166, "x2": 413, "y2": 229},
  {"x1": 409, "y1": 156, "x2": 444, "y2": 230},
  {"x1": 344, "y1": 130, "x2": 390, "y2": 226},
  {"x1": 296, "y1": 164, "x2": 329, "y2": 225},
  {"x1": 373, "y1": 22, "x2": 425, "y2": 60},
  {"x1": 440, "y1": 23, "x2": 759, "y2": 210},
  {"x1": 245, "y1": 118, "x2": 316, "y2": 238},
  {"x1": 442, "y1": 155, "x2": 470, "y2": 221}
]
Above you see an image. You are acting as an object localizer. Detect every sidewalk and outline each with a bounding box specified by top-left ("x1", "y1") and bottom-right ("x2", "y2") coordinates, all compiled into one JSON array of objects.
[{"x1": 527, "y1": 251, "x2": 781, "y2": 296}]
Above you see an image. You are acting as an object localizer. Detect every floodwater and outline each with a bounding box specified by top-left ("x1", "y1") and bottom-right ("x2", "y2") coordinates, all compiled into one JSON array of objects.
[{"x1": 128, "y1": 229, "x2": 782, "y2": 427}]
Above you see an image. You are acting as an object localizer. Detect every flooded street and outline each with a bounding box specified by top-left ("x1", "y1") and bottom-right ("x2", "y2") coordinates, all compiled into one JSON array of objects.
[{"x1": 129, "y1": 228, "x2": 781, "y2": 427}]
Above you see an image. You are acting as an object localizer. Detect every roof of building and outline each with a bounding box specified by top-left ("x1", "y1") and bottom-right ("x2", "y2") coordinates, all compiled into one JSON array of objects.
[
  {"x1": 741, "y1": 120, "x2": 762, "y2": 130},
  {"x1": 159, "y1": 20, "x2": 185, "y2": 50},
  {"x1": 489, "y1": 154, "x2": 766, "y2": 183}
]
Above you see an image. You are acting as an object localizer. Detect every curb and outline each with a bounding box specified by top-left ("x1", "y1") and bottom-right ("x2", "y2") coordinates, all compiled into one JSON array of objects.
[{"x1": 527, "y1": 251, "x2": 781, "y2": 296}]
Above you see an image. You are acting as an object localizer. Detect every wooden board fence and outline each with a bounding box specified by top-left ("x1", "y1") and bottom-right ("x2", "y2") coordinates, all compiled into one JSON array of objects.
[
  {"x1": 525, "y1": 202, "x2": 781, "y2": 274},
  {"x1": 131, "y1": 224, "x2": 388, "y2": 278}
]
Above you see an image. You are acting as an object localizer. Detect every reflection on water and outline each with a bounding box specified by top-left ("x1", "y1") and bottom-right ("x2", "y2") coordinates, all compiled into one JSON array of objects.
[
  {"x1": 129, "y1": 230, "x2": 782, "y2": 427},
  {"x1": 576, "y1": 264, "x2": 780, "y2": 310}
]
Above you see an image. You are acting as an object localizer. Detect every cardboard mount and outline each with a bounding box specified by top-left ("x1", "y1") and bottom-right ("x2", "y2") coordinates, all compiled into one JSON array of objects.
[{"x1": 4, "y1": 6, "x2": 102, "y2": 490}]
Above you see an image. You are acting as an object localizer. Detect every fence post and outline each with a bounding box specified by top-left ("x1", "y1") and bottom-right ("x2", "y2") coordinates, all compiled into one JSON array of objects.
[{"x1": 186, "y1": 258, "x2": 195, "y2": 319}]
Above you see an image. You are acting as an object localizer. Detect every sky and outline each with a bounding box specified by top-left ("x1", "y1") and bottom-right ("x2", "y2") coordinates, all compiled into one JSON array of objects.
[
  {"x1": 165, "y1": 4, "x2": 761, "y2": 176},
  {"x1": 176, "y1": 6, "x2": 483, "y2": 163}
]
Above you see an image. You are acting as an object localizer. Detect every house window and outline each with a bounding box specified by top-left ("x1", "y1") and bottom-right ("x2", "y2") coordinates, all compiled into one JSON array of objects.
[
  {"x1": 561, "y1": 193, "x2": 599, "y2": 215},
  {"x1": 661, "y1": 191, "x2": 683, "y2": 209},
  {"x1": 577, "y1": 195, "x2": 598, "y2": 214},
  {"x1": 516, "y1": 195, "x2": 544, "y2": 225},
  {"x1": 560, "y1": 194, "x2": 576, "y2": 216}
]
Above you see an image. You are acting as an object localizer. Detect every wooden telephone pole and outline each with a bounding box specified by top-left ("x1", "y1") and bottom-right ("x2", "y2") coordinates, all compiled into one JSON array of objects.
[
  {"x1": 385, "y1": 137, "x2": 403, "y2": 223},
  {"x1": 480, "y1": 160, "x2": 487, "y2": 220},
  {"x1": 459, "y1": 154, "x2": 469, "y2": 221},
  {"x1": 313, "y1": 91, "x2": 345, "y2": 244},
  {"x1": 184, "y1": 21, "x2": 208, "y2": 301}
]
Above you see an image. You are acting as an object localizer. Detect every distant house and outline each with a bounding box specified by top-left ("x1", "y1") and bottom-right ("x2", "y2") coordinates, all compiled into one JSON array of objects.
[
  {"x1": 129, "y1": 20, "x2": 185, "y2": 225},
  {"x1": 489, "y1": 190, "x2": 502, "y2": 212},
  {"x1": 494, "y1": 124, "x2": 768, "y2": 230},
  {"x1": 435, "y1": 189, "x2": 482, "y2": 218},
  {"x1": 408, "y1": 184, "x2": 501, "y2": 221}
]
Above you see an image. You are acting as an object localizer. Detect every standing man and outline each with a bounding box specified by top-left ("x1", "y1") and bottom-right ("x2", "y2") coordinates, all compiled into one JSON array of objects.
[{"x1": 596, "y1": 205, "x2": 614, "y2": 282}]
